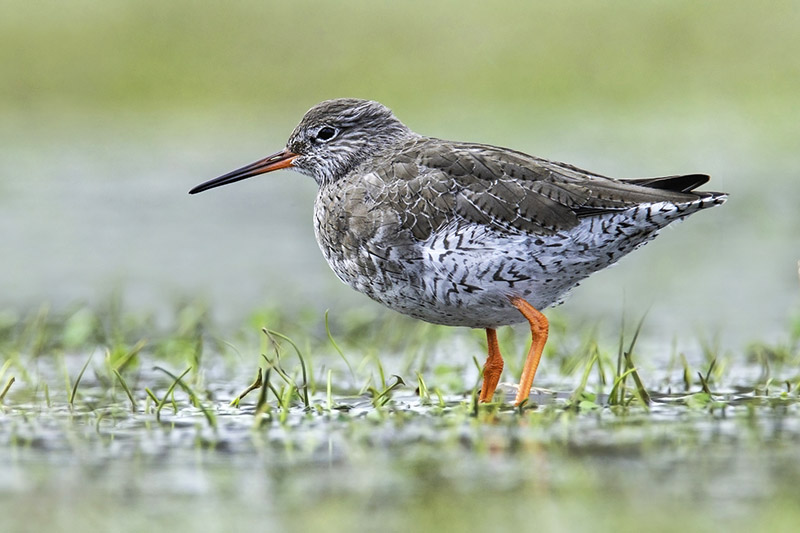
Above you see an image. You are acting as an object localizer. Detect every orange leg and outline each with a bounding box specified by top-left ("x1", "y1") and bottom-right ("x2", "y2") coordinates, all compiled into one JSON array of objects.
[
  {"x1": 479, "y1": 328, "x2": 504, "y2": 403},
  {"x1": 509, "y1": 296, "x2": 549, "y2": 406}
]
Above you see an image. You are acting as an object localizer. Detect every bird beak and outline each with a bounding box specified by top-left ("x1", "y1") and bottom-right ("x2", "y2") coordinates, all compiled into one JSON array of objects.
[{"x1": 189, "y1": 149, "x2": 297, "y2": 194}]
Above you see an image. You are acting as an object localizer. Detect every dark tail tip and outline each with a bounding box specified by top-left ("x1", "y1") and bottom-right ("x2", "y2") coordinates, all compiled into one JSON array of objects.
[{"x1": 628, "y1": 174, "x2": 711, "y2": 194}]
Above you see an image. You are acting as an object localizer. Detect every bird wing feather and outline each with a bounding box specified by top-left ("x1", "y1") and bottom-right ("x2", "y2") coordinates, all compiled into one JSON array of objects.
[{"x1": 364, "y1": 138, "x2": 710, "y2": 241}]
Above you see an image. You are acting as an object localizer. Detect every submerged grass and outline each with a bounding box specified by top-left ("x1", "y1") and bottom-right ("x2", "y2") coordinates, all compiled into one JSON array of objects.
[
  {"x1": 2, "y1": 300, "x2": 798, "y2": 417},
  {"x1": 0, "y1": 376, "x2": 13, "y2": 402},
  {"x1": 1, "y1": 301, "x2": 799, "y2": 533}
]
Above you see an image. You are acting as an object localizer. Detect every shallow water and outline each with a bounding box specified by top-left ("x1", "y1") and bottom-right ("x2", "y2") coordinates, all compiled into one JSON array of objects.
[{"x1": 2, "y1": 352, "x2": 799, "y2": 533}]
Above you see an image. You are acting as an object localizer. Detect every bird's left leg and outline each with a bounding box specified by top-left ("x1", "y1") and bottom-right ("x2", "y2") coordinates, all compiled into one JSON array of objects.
[
  {"x1": 478, "y1": 328, "x2": 504, "y2": 403},
  {"x1": 509, "y1": 296, "x2": 549, "y2": 406}
]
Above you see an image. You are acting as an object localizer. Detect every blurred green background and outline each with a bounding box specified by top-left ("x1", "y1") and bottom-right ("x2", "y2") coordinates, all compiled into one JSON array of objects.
[
  {"x1": 1, "y1": 0, "x2": 798, "y2": 343},
  {"x1": 3, "y1": 1, "x2": 798, "y2": 120}
]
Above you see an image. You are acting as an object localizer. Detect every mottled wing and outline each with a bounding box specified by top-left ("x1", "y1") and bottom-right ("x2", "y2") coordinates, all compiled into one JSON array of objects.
[
  {"x1": 363, "y1": 138, "x2": 711, "y2": 241},
  {"x1": 418, "y1": 142, "x2": 594, "y2": 235}
]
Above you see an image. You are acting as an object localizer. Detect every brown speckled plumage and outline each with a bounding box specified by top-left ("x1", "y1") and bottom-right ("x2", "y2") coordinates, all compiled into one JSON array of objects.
[{"x1": 190, "y1": 98, "x2": 727, "y2": 404}]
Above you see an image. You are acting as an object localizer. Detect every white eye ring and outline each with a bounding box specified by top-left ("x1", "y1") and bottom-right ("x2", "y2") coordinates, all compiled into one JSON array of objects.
[{"x1": 315, "y1": 126, "x2": 338, "y2": 142}]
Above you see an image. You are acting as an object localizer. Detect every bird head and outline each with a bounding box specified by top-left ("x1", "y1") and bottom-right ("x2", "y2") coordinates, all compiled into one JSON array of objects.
[{"x1": 189, "y1": 98, "x2": 412, "y2": 194}]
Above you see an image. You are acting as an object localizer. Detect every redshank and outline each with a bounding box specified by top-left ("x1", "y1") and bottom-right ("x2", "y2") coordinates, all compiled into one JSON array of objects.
[{"x1": 190, "y1": 98, "x2": 727, "y2": 405}]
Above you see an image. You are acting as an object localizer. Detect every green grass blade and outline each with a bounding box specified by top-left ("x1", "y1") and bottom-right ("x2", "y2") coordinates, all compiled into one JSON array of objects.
[
  {"x1": 569, "y1": 352, "x2": 598, "y2": 407},
  {"x1": 371, "y1": 375, "x2": 405, "y2": 407},
  {"x1": 263, "y1": 329, "x2": 310, "y2": 408},
  {"x1": 623, "y1": 352, "x2": 651, "y2": 408},
  {"x1": 69, "y1": 352, "x2": 94, "y2": 406},
  {"x1": 680, "y1": 353, "x2": 692, "y2": 391},
  {"x1": 145, "y1": 387, "x2": 159, "y2": 405},
  {"x1": 112, "y1": 369, "x2": 137, "y2": 412},
  {"x1": 230, "y1": 368, "x2": 263, "y2": 407},
  {"x1": 608, "y1": 368, "x2": 638, "y2": 406},
  {"x1": 153, "y1": 366, "x2": 191, "y2": 421},
  {"x1": 153, "y1": 365, "x2": 217, "y2": 428},
  {"x1": 617, "y1": 311, "x2": 651, "y2": 407},
  {"x1": 256, "y1": 368, "x2": 272, "y2": 411},
  {"x1": 0, "y1": 376, "x2": 15, "y2": 402},
  {"x1": 325, "y1": 310, "x2": 356, "y2": 385},
  {"x1": 615, "y1": 313, "x2": 626, "y2": 404},
  {"x1": 416, "y1": 371, "x2": 430, "y2": 404}
]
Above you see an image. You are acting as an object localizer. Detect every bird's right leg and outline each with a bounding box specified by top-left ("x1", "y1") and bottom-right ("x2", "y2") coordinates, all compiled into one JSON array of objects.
[
  {"x1": 479, "y1": 328, "x2": 504, "y2": 403},
  {"x1": 509, "y1": 296, "x2": 549, "y2": 406}
]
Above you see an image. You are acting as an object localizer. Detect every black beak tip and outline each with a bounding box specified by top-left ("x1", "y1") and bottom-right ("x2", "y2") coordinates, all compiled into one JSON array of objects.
[{"x1": 188, "y1": 180, "x2": 220, "y2": 195}]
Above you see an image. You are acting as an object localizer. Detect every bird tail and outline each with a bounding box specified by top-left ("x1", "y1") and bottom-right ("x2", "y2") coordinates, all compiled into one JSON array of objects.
[{"x1": 625, "y1": 173, "x2": 727, "y2": 203}]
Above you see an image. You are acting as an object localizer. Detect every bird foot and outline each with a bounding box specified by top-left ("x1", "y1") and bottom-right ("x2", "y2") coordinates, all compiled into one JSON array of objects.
[{"x1": 503, "y1": 382, "x2": 553, "y2": 404}]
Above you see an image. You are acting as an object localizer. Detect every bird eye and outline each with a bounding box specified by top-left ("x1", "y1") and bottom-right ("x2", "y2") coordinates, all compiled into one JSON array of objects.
[{"x1": 316, "y1": 126, "x2": 337, "y2": 142}]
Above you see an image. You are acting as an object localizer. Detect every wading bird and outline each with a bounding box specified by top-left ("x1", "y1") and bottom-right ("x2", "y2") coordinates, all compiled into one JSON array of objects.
[{"x1": 190, "y1": 99, "x2": 726, "y2": 405}]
